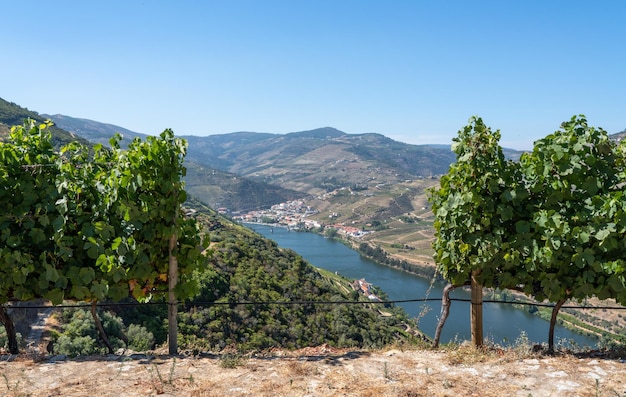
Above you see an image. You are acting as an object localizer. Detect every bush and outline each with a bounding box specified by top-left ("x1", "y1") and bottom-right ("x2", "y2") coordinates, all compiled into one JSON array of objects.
[
  {"x1": 52, "y1": 308, "x2": 159, "y2": 356},
  {"x1": 53, "y1": 309, "x2": 126, "y2": 357},
  {"x1": 325, "y1": 228, "x2": 338, "y2": 238},
  {"x1": 112, "y1": 303, "x2": 168, "y2": 345},
  {"x1": 126, "y1": 324, "x2": 155, "y2": 351},
  {"x1": 54, "y1": 334, "x2": 104, "y2": 357}
]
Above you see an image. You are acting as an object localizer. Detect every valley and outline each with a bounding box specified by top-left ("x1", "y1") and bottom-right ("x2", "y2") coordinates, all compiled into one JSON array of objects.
[
  {"x1": 233, "y1": 178, "x2": 440, "y2": 273},
  {"x1": 42, "y1": 109, "x2": 626, "y2": 347},
  {"x1": 2, "y1": 98, "x2": 625, "y2": 352},
  {"x1": 2, "y1": 2, "x2": 625, "y2": 393}
]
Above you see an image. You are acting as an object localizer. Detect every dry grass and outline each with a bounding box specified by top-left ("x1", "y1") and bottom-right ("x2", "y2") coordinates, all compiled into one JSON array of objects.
[{"x1": 1, "y1": 345, "x2": 625, "y2": 397}]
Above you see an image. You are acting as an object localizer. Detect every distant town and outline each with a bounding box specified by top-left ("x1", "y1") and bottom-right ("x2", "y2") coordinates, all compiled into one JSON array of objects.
[{"x1": 232, "y1": 196, "x2": 372, "y2": 239}]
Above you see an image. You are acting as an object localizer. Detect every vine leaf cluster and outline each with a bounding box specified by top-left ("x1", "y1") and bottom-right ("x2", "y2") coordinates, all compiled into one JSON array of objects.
[
  {"x1": 0, "y1": 119, "x2": 208, "y2": 354},
  {"x1": 430, "y1": 115, "x2": 626, "y2": 350}
]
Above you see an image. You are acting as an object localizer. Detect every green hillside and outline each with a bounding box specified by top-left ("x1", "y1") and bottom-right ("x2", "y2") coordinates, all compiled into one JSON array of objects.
[
  {"x1": 45, "y1": 113, "x2": 305, "y2": 211},
  {"x1": 184, "y1": 165, "x2": 305, "y2": 211},
  {"x1": 49, "y1": 203, "x2": 423, "y2": 354},
  {"x1": 0, "y1": 98, "x2": 87, "y2": 147},
  {"x1": 178, "y1": 206, "x2": 422, "y2": 350}
]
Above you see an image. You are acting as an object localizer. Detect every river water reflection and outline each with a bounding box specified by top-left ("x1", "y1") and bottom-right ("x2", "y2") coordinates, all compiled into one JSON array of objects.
[{"x1": 248, "y1": 224, "x2": 597, "y2": 347}]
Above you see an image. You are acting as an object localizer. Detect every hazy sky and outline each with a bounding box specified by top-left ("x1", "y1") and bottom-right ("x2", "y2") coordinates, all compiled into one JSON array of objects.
[{"x1": 2, "y1": 1, "x2": 624, "y2": 150}]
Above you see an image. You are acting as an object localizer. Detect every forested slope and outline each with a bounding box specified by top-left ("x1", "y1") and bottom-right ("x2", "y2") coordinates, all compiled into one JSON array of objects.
[
  {"x1": 45, "y1": 202, "x2": 422, "y2": 354},
  {"x1": 108, "y1": 204, "x2": 422, "y2": 352},
  {"x1": 0, "y1": 98, "x2": 86, "y2": 147}
]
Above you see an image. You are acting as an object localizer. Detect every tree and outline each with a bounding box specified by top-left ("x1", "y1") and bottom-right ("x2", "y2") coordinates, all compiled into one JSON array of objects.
[
  {"x1": 113, "y1": 130, "x2": 208, "y2": 354},
  {"x1": 592, "y1": 188, "x2": 626, "y2": 306},
  {"x1": 429, "y1": 116, "x2": 519, "y2": 347},
  {"x1": 324, "y1": 227, "x2": 339, "y2": 239},
  {"x1": 515, "y1": 115, "x2": 624, "y2": 350},
  {"x1": 430, "y1": 115, "x2": 626, "y2": 351},
  {"x1": 0, "y1": 120, "x2": 62, "y2": 353},
  {"x1": 0, "y1": 120, "x2": 208, "y2": 354}
]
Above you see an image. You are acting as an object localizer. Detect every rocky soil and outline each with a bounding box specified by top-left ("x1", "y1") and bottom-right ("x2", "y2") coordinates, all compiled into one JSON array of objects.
[{"x1": 1, "y1": 345, "x2": 625, "y2": 397}]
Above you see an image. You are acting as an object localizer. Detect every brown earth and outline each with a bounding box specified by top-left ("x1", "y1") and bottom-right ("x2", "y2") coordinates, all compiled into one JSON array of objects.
[{"x1": 1, "y1": 345, "x2": 625, "y2": 397}]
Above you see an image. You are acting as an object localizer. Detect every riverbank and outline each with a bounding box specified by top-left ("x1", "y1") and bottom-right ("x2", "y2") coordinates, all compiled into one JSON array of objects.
[
  {"x1": 343, "y1": 232, "x2": 625, "y2": 347},
  {"x1": 246, "y1": 222, "x2": 624, "y2": 347},
  {"x1": 247, "y1": 223, "x2": 599, "y2": 346},
  {"x1": 247, "y1": 222, "x2": 438, "y2": 278}
]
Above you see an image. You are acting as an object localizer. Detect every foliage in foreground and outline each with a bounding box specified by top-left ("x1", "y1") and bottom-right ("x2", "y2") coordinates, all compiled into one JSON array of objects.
[
  {"x1": 430, "y1": 115, "x2": 626, "y2": 349},
  {"x1": 0, "y1": 119, "x2": 207, "y2": 306},
  {"x1": 0, "y1": 119, "x2": 208, "y2": 354}
]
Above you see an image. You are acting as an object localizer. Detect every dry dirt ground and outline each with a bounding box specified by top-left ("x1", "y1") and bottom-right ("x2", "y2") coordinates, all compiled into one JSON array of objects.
[{"x1": 1, "y1": 345, "x2": 625, "y2": 397}]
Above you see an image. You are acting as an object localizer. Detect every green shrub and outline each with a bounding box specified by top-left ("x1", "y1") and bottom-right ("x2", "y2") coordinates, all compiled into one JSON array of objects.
[
  {"x1": 53, "y1": 309, "x2": 126, "y2": 357},
  {"x1": 54, "y1": 334, "x2": 104, "y2": 357},
  {"x1": 126, "y1": 324, "x2": 155, "y2": 351}
]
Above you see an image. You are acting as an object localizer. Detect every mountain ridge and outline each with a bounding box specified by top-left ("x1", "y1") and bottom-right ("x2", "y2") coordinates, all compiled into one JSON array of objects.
[
  {"x1": 0, "y1": 98, "x2": 88, "y2": 147},
  {"x1": 0, "y1": 100, "x2": 303, "y2": 211},
  {"x1": 47, "y1": 114, "x2": 466, "y2": 198},
  {"x1": 33, "y1": 111, "x2": 626, "y2": 216}
]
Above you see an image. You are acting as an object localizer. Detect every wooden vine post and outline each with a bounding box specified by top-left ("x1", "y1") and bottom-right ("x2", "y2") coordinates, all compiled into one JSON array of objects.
[
  {"x1": 168, "y1": 232, "x2": 178, "y2": 355},
  {"x1": 168, "y1": 191, "x2": 180, "y2": 355},
  {"x1": 470, "y1": 270, "x2": 483, "y2": 347}
]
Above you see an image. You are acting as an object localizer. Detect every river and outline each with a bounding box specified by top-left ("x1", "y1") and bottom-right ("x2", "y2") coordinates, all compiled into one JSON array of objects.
[{"x1": 247, "y1": 224, "x2": 598, "y2": 347}]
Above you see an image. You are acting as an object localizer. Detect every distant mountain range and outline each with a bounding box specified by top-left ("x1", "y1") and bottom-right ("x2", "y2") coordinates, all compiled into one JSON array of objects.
[
  {"x1": 40, "y1": 113, "x2": 626, "y2": 211},
  {"x1": 179, "y1": 127, "x2": 459, "y2": 193},
  {"x1": 3, "y1": 97, "x2": 624, "y2": 212},
  {"x1": 43, "y1": 114, "x2": 461, "y2": 206},
  {"x1": 43, "y1": 114, "x2": 504, "y2": 208}
]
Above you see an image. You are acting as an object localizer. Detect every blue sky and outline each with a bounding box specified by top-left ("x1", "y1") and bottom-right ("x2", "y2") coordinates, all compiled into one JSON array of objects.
[{"x1": 1, "y1": 1, "x2": 624, "y2": 150}]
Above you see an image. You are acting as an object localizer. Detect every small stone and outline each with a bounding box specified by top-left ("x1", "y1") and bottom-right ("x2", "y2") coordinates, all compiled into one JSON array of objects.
[{"x1": 48, "y1": 354, "x2": 67, "y2": 363}]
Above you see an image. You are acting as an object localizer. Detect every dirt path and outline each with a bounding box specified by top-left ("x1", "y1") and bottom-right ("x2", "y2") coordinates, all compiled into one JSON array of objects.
[{"x1": 25, "y1": 307, "x2": 53, "y2": 353}]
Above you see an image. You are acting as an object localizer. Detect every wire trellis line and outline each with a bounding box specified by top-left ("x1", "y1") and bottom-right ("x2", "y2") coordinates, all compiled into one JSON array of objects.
[{"x1": 4, "y1": 298, "x2": 625, "y2": 310}]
